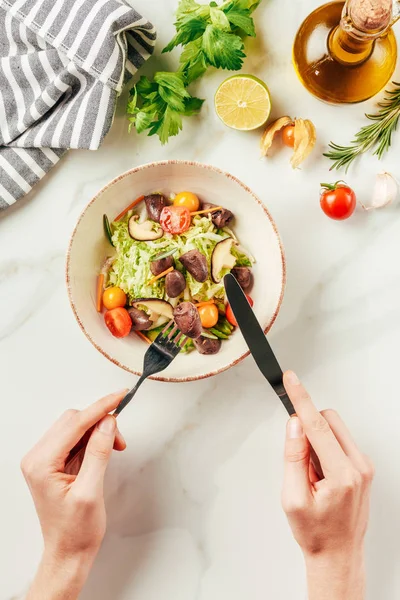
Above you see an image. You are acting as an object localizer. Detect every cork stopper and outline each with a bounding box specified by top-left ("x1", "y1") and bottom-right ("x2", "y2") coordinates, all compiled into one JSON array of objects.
[{"x1": 350, "y1": 0, "x2": 392, "y2": 31}]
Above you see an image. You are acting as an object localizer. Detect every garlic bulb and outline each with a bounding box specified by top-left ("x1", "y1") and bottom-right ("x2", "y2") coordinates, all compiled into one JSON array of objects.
[{"x1": 362, "y1": 172, "x2": 398, "y2": 211}]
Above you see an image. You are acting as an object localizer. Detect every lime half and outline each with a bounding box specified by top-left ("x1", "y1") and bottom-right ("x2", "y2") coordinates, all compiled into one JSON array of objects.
[{"x1": 215, "y1": 75, "x2": 271, "y2": 131}]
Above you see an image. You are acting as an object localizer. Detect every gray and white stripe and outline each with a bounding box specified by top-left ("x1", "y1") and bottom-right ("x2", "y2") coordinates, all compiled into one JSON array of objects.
[{"x1": 0, "y1": 0, "x2": 155, "y2": 209}]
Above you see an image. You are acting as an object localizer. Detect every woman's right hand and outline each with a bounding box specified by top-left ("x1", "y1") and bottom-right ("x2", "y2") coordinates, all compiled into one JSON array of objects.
[{"x1": 281, "y1": 371, "x2": 374, "y2": 600}]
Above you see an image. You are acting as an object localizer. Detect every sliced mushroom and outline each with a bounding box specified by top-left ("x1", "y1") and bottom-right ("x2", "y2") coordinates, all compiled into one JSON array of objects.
[
  {"x1": 128, "y1": 216, "x2": 163, "y2": 241},
  {"x1": 174, "y1": 302, "x2": 202, "y2": 339},
  {"x1": 145, "y1": 194, "x2": 168, "y2": 222},
  {"x1": 179, "y1": 249, "x2": 208, "y2": 283},
  {"x1": 232, "y1": 266, "x2": 252, "y2": 290},
  {"x1": 165, "y1": 270, "x2": 186, "y2": 298},
  {"x1": 127, "y1": 307, "x2": 153, "y2": 331},
  {"x1": 211, "y1": 238, "x2": 237, "y2": 283},
  {"x1": 194, "y1": 336, "x2": 222, "y2": 355},
  {"x1": 202, "y1": 202, "x2": 234, "y2": 229},
  {"x1": 132, "y1": 299, "x2": 173, "y2": 320},
  {"x1": 150, "y1": 255, "x2": 174, "y2": 276}
]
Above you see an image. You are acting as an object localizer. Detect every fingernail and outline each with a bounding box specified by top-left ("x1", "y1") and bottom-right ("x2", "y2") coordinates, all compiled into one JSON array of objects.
[
  {"x1": 98, "y1": 415, "x2": 116, "y2": 434},
  {"x1": 114, "y1": 388, "x2": 128, "y2": 396},
  {"x1": 286, "y1": 371, "x2": 300, "y2": 386},
  {"x1": 288, "y1": 417, "x2": 303, "y2": 439}
]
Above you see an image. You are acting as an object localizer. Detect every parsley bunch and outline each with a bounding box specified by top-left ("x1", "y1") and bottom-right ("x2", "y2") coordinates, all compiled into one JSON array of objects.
[{"x1": 127, "y1": 0, "x2": 262, "y2": 144}]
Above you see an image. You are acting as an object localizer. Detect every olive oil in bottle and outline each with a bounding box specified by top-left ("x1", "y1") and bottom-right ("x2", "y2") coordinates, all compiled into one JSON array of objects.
[{"x1": 293, "y1": 0, "x2": 399, "y2": 104}]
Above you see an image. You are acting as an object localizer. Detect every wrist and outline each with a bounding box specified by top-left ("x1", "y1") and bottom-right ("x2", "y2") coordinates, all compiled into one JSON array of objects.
[
  {"x1": 27, "y1": 549, "x2": 97, "y2": 600},
  {"x1": 304, "y1": 547, "x2": 365, "y2": 600}
]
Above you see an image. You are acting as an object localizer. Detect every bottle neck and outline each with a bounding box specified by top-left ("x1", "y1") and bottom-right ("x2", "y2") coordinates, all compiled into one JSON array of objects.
[
  {"x1": 328, "y1": 0, "x2": 393, "y2": 66},
  {"x1": 328, "y1": 26, "x2": 375, "y2": 65}
]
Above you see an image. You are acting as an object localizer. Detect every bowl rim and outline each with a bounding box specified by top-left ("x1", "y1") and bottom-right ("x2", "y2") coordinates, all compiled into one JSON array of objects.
[{"x1": 66, "y1": 160, "x2": 286, "y2": 382}]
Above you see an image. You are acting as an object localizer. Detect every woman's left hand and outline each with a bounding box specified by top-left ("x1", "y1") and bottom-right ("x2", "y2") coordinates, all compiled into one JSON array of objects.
[{"x1": 22, "y1": 390, "x2": 127, "y2": 599}]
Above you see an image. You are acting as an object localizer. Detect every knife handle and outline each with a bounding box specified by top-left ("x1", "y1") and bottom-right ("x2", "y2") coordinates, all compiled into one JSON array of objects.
[{"x1": 275, "y1": 384, "x2": 296, "y2": 416}]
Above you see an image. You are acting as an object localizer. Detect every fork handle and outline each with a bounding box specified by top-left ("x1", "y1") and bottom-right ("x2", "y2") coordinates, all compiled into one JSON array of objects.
[{"x1": 113, "y1": 374, "x2": 147, "y2": 416}]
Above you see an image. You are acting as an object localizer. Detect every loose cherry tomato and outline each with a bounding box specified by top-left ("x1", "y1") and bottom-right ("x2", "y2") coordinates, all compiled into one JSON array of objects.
[
  {"x1": 282, "y1": 124, "x2": 295, "y2": 148},
  {"x1": 160, "y1": 206, "x2": 191, "y2": 235},
  {"x1": 173, "y1": 191, "x2": 200, "y2": 212},
  {"x1": 104, "y1": 307, "x2": 132, "y2": 338},
  {"x1": 320, "y1": 181, "x2": 356, "y2": 220},
  {"x1": 198, "y1": 304, "x2": 219, "y2": 328},
  {"x1": 226, "y1": 295, "x2": 253, "y2": 327},
  {"x1": 103, "y1": 286, "x2": 127, "y2": 310}
]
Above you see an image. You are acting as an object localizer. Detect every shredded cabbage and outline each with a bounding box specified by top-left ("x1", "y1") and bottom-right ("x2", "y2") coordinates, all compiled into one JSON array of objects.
[{"x1": 107, "y1": 213, "x2": 253, "y2": 303}]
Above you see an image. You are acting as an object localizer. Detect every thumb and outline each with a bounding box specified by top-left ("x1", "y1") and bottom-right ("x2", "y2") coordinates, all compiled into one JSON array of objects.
[
  {"x1": 76, "y1": 415, "x2": 116, "y2": 493},
  {"x1": 282, "y1": 417, "x2": 312, "y2": 513}
]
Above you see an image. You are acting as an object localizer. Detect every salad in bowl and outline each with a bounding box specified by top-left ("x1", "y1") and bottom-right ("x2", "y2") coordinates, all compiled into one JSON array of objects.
[
  {"x1": 67, "y1": 160, "x2": 285, "y2": 381},
  {"x1": 98, "y1": 191, "x2": 255, "y2": 355}
]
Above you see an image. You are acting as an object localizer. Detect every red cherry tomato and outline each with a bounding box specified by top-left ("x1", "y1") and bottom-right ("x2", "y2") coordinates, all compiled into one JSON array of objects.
[
  {"x1": 320, "y1": 182, "x2": 356, "y2": 220},
  {"x1": 160, "y1": 206, "x2": 191, "y2": 234},
  {"x1": 226, "y1": 295, "x2": 254, "y2": 327},
  {"x1": 104, "y1": 307, "x2": 132, "y2": 338}
]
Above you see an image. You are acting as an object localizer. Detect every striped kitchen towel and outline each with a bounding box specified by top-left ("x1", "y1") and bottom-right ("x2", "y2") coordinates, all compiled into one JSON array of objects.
[{"x1": 0, "y1": 0, "x2": 156, "y2": 210}]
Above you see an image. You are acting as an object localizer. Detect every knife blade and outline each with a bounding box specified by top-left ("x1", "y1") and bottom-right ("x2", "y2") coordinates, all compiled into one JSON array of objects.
[{"x1": 224, "y1": 273, "x2": 295, "y2": 416}]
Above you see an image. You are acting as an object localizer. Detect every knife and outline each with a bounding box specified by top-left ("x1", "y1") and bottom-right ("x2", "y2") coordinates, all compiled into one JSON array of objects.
[{"x1": 224, "y1": 273, "x2": 295, "y2": 416}]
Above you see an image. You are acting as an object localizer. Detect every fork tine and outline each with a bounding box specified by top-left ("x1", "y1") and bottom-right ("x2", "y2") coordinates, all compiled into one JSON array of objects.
[
  {"x1": 167, "y1": 324, "x2": 178, "y2": 340},
  {"x1": 173, "y1": 331, "x2": 184, "y2": 345},
  {"x1": 177, "y1": 335, "x2": 189, "y2": 348},
  {"x1": 161, "y1": 319, "x2": 174, "y2": 335}
]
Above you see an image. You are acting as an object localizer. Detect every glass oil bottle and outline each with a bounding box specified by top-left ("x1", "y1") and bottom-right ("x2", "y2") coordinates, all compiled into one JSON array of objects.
[{"x1": 293, "y1": 0, "x2": 400, "y2": 104}]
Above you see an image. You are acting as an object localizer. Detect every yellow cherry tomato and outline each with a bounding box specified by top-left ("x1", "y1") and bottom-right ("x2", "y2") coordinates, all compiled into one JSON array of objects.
[
  {"x1": 103, "y1": 286, "x2": 127, "y2": 310},
  {"x1": 173, "y1": 191, "x2": 200, "y2": 212},
  {"x1": 198, "y1": 304, "x2": 219, "y2": 328}
]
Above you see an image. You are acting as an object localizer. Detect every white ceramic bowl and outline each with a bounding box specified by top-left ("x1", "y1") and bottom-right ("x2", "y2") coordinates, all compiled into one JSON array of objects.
[{"x1": 66, "y1": 161, "x2": 285, "y2": 382}]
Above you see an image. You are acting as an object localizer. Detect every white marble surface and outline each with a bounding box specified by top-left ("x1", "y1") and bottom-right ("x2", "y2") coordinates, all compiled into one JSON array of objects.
[{"x1": 1, "y1": 0, "x2": 400, "y2": 598}]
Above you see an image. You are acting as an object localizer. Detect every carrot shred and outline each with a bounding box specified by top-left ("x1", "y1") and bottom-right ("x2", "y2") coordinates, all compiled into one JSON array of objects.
[
  {"x1": 190, "y1": 206, "x2": 223, "y2": 217},
  {"x1": 195, "y1": 300, "x2": 215, "y2": 309},
  {"x1": 148, "y1": 266, "x2": 174, "y2": 285},
  {"x1": 134, "y1": 330, "x2": 151, "y2": 344},
  {"x1": 115, "y1": 195, "x2": 145, "y2": 222},
  {"x1": 96, "y1": 274, "x2": 104, "y2": 312}
]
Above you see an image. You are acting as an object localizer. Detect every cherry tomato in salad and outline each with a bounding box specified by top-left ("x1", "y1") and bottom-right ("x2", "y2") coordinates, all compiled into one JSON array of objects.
[
  {"x1": 320, "y1": 181, "x2": 356, "y2": 220},
  {"x1": 104, "y1": 307, "x2": 131, "y2": 338},
  {"x1": 160, "y1": 206, "x2": 191, "y2": 234},
  {"x1": 226, "y1": 295, "x2": 253, "y2": 327},
  {"x1": 103, "y1": 286, "x2": 127, "y2": 310},
  {"x1": 282, "y1": 124, "x2": 295, "y2": 148},
  {"x1": 198, "y1": 304, "x2": 219, "y2": 328},
  {"x1": 173, "y1": 191, "x2": 200, "y2": 212}
]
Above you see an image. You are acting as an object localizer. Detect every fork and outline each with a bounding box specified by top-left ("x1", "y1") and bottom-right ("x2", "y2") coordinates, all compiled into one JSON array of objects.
[
  {"x1": 65, "y1": 321, "x2": 187, "y2": 474},
  {"x1": 114, "y1": 320, "x2": 188, "y2": 416}
]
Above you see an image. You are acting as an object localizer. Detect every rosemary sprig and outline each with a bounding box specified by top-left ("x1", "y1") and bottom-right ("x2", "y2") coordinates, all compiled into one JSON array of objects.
[{"x1": 324, "y1": 82, "x2": 400, "y2": 171}]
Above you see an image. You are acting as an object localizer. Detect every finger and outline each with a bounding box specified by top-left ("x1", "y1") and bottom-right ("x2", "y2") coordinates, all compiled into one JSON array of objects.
[
  {"x1": 309, "y1": 461, "x2": 320, "y2": 484},
  {"x1": 75, "y1": 415, "x2": 117, "y2": 493},
  {"x1": 40, "y1": 390, "x2": 128, "y2": 461},
  {"x1": 321, "y1": 409, "x2": 374, "y2": 480},
  {"x1": 282, "y1": 417, "x2": 313, "y2": 513},
  {"x1": 114, "y1": 428, "x2": 127, "y2": 452},
  {"x1": 283, "y1": 372, "x2": 351, "y2": 477}
]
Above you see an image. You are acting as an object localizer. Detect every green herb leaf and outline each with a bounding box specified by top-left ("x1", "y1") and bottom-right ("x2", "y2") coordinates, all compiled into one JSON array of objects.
[
  {"x1": 210, "y1": 7, "x2": 231, "y2": 30},
  {"x1": 148, "y1": 106, "x2": 183, "y2": 145},
  {"x1": 202, "y1": 24, "x2": 245, "y2": 70},
  {"x1": 179, "y1": 38, "x2": 208, "y2": 83},
  {"x1": 183, "y1": 96, "x2": 205, "y2": 116},
  {"x1": 324, "y1": 82, "x2": 400, "y2": 171},
  {"x1": 135, "y1": 110, "x2": 155, "y2": 134},
  {"x1": 163, "y1": 16, "x2": 207, "y2": 52},
  {"x1": 126, "y1": 86, "x2": 138, "y2": 115},
  {"x1": 223, "y1": 7, "x2": 256, "y2": 36},
  {"x1": 136, "y1": 76, "x2": 157, "y2": 97}
]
